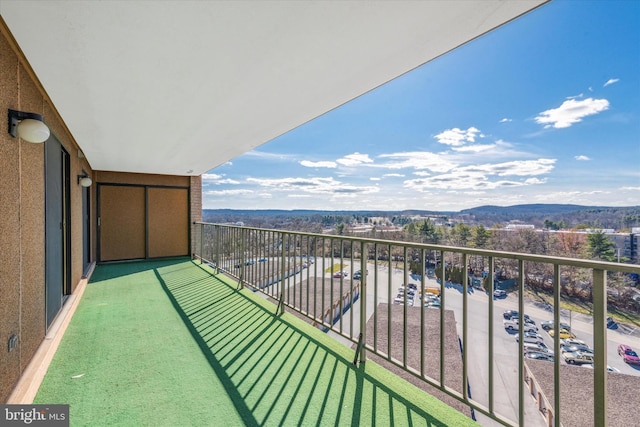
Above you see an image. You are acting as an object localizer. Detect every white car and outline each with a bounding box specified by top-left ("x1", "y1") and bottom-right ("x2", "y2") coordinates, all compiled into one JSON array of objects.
[
  {"x1": 563, "y1": 351, "x2": 594, "y2": 365},
  {"x1": 516, "y1": 334, "x2": 545, "y2": 345},
  {"x1": 504, "y1": 320, "x2": 538, "y2": 333},
  {"x1": 523, "y1": 342, "x2": 552, "y2": 354},
  {"x1": 581, "y1": 364, "x2": 620, "y2": 373}
]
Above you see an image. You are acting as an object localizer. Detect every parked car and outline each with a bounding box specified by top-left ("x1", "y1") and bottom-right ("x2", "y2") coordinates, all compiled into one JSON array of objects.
[
  {"x1": 618, "y1": 344, "x2": 640, "y2": 365},
  {"x1": 493, "y1": 289, "x2": 507, "y2": 298},
  {"x1": 516, "y1": 334, "x2": 545, "y2": 345},
  {"x1": 563, "y1": 351, "x2": 594, "y2": 365},
  {"x1": 561, "y1": 344, "x2": 593, "y2": 355},
  {"x1": 523, "y1": 342, "x2": 552, "y2": 354},
  {"x1": 393, "y1": 294, "x2": 406, "y2": 305},
  {"x1": 581, "y1": 364, "x2": 620, "y2": 373},
  {"x1": 333, "y1": 271, "x2": 347, "y2": 278},
  {"x1": 548, "y1": 328, "x2": 575, "y2": 339},
  {"x1": 503, "y1": 310, "x2": 521, "y2": 320},
  {"x1": 424, "y1": 300, "x2": 441, "y2": 309},
  {"x1": 541, "y1": 320, "x2": 571, "y2": 331},
  {"x1": 561, "y1": 338, "x2": 587, "y2": 347},
  {"x1": 512, "y1": 315, "x2": 536, "y2": 326},
  {"x1": 525, "y1": 351, "x2": 554, "y2": 362},
  {"x1": 503, "y1": 310, "x2": 532, "y2": 321},
  {"x1": 504, "y1": 320, "x2": 538, "y2": 333}
]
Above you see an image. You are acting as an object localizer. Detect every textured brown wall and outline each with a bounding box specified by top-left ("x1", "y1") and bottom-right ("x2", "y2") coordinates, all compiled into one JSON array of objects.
[
  {"x1": 96, "y1": 173, "x2": 194, "y2": 261},
  {"x1": 148, "y1": 188, "x2": 189, "y2": 258},
  {"x1": 0, "y1": 24, "x2": 94, "y2": 402},
  {"x1": 0, "y1": 27, "x2": 22, "y2": 403},
  {"x1": 99, "y1": 186, "x2": 146, "y2": 261},
  {"x1": 190, "y1": 176, "x2": 202, "y2": 255}
]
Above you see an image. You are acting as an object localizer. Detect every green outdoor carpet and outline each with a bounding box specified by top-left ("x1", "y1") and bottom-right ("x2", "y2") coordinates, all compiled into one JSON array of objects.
[{"x1": 34, "y1": 258, "x2": 476, "y2": 427}]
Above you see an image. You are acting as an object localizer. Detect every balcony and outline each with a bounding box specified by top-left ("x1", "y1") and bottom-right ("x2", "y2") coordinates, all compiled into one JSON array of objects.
[{"x1": 32, "y1": 224, "x2": 640, "y2": 426}]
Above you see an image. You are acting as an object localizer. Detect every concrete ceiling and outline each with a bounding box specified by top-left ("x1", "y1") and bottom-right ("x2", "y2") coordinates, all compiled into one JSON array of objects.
[{"x1": 1, "y1": 1, "x2": 547, "y2": 176}]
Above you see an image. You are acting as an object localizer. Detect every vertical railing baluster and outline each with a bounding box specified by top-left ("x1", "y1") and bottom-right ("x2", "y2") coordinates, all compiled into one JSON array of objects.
[
  {"x1": 462, "y1": 253, "x2": 469, "y2": 400},
  {"x1": 403, "y1": 246, "x2": 408, "y2": 368},
  {"x1": 592, "y1": 268, "x2": 607, "y2": 427},
  {"x1": 517, "y1": 259, "x2": 524, "y2": 426},
  {"x1": 439, "y1": 249, "x2": 446, "y2": 389},
  {"x1": 387, "y1": 243, "x2": 392, "y2": 361},
  {"x1": 359, "y1": 240, "x2": 367, "y2": 364},
  {"x1": 280, "y1": 231, "x2": 286, "y2": 314},
  {"x1": 553, "y1": 264, "x2": 560, "y2": 427},
  {"x1": 420, "y1": 248, "x2": 425, "y2": 378},
  {"x1": 373, "y1": 243, "x2": 378, "y2": 353},
  {"x1": 350, "y1": 241, "x2": 354, "y2": 339},
  {"x1": 488, "y1": 256, "x2": 494, "y2": 414}
]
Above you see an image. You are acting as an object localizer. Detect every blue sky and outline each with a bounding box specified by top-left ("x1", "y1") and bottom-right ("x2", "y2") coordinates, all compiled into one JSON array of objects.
[{"x1": 203, "y1": 1, "x2": 640, "y2": 212}]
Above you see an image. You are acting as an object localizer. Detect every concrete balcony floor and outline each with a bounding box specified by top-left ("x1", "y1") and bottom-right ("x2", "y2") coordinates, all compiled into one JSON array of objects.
[{"x1": 34, "y1": 258, "x2": 476, "y2": 426}]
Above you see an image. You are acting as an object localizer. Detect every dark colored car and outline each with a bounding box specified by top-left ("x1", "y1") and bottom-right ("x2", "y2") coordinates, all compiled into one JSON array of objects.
[
  {"x1": 503, "y1": 310, "x2": 531, "y2": 323},
  {"x1": 525, "y1": 351, "x2": 554, "y2": 362},
  {"x1": 541, "y1": 320, "x2": 571, "y2": 331}
]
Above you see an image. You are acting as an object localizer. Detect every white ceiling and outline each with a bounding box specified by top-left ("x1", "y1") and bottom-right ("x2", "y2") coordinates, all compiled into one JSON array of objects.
[{"x1": 1, "y1": 1, "x2": 547, "y2": 176}]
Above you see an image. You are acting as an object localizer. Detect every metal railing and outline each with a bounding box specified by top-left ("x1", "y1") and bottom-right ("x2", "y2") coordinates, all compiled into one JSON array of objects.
[{"x1": 192, "y1": 222, "x2": 640, "y2": 427}]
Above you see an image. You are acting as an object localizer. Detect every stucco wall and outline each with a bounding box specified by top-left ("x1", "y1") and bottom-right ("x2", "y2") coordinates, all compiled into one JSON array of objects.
[{"x1": 0, "y1": 23, "x2": 93, "y2": 403}]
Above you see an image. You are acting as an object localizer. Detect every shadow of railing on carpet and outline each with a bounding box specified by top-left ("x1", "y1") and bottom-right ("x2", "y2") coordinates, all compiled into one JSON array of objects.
[{"x1": 154, "y1": 261, "x2": 459, "y2": 426}]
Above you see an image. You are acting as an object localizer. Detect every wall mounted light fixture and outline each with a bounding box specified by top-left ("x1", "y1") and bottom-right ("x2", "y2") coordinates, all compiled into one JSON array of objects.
[
  {"x1": 77, "y1": 174, "x2": 92, "y2": 187},
  {"x1": 8, "y1": 109, "x2": 51, "y2": 143}
]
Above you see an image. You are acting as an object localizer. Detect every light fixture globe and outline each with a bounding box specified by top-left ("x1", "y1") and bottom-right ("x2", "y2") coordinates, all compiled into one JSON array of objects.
[
  {"x1": 17, "y1": 118, "x2": 50, "y2": 143},
  {"x1": 79, "y1": 177, "x2": 92, "y2": 187},
  {"x1": 8, "y1": 109, "x2": 51, "y2": 143}
]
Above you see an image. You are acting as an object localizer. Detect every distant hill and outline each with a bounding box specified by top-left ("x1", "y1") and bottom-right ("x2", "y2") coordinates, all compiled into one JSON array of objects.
[
  {"x1": 202, "y1": 204, "x2": 640, "y2": 230},
  {"x1": 459, "y1": 204, "x2": 600, "y2": 216}
]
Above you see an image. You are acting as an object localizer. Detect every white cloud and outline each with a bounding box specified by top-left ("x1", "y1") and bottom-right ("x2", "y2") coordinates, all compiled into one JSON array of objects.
[
  {"x1": 452, "y1": 143, "x2": 497, "y2": 153},
  {"x1": 461, "y1": 159, "x2": 556, "y2": 176},
  {"x1": 604, "y1": 78, "x2": 619, "y2": 87},
  {"x1": 300, "y1": 160, "x2": 337, "y2": 168},
  {"x1": 336, "y1": 152, "x2": 373, "y2": 166},
  {"x1": 621, "y1": 186, "x2": 640, "y2": 191},
  {"x1": 575, "y1": 155, "x2": 591, "y2": 161},
  {"x1": 246, "y1": 176, "x2": 379, "y2": 195},
  {"x1": 434, "y1": 126, "x2": 481, "y2": 146},
  {"x1": 205, "y1": 189, "x2": 253, "y2": 196},
  {"x1": 524, "y1": 177, "x2": 547, "y2": 185},
  {"x1": 202, "y1": 173, "x2": 222, "y2": 180},
  {"x1": 401, "y1": 158, "x2": 555, "y2": 192},
  {"x1": 566, "y1": 93, "x2": 583, "y2": 100},
  {"x1": 376, "y1": 151, "x2": 454, "y2": 172},
  {"x1": 499, "y1": 118, "x2": 512, "y2": 123},
  {"x1": 370, "y1": 177, "x2": 381, "y2": 181},
  {"x1": 202, "y1": 173, "x2": 240, "y2": 185},
  {"x1": 383, "y1": 173, "x2": 405, "y2": 178},
  {"x1": 535, "y1": 98, "x2": 609, "y2": 129}
]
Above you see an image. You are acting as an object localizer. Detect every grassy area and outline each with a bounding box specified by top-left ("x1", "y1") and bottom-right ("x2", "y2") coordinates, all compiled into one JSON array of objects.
[
  {"x1": 525, "y1": 288, "x2": 640, "y2": 327},
  {"x1": 325, "y1": 263, "x2": 346, "y2": 273}
]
